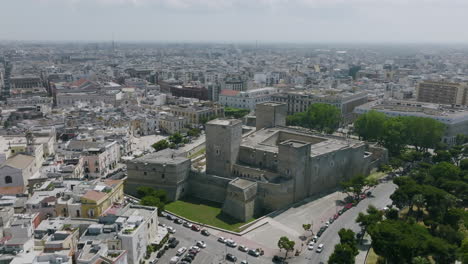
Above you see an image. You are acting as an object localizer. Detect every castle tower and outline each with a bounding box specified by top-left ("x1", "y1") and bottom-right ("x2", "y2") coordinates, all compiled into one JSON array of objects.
[
  {"x1": 278, "y1": 139, "x2": 311, "y2": 202},
  {"x1": 255, "y1": 102, "x2": 287, "y2": 130},
  {"x1": 205, "y1": 119, "x2": 242, "y2": 178}
]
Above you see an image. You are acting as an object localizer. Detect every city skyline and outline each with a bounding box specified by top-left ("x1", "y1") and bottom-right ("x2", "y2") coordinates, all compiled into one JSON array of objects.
[{"x1": 2, "y1": 0, "x2": 468, "y2": 43}]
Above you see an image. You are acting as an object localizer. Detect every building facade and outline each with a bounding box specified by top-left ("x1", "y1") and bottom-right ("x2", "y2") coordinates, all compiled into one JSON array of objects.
[{"x1": 416, "y1": 81, "x2": 468, "y2": 106}]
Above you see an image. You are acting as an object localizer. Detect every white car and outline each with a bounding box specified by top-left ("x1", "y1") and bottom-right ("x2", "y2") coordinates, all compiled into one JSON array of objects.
[
  {"x1": 190, "y1": 246, "x2": 201, "y2": 253},
  {"x1": 238, "y1": 245, "x2": 248, "y2": 252},
  {"x1": 226, "y1": 239, "x2": 237, "y2": 247},
  {"x1": 316, "y1": 244, "x2": 324, "y2": 253},
  {"x1": 240, "y1": 261, "x2": 248, "y2": 264},
  {"x1": 218, "y1": 236, "x2": 227, "y2": 243},
  {"x1": 196, "y1": 241, "x2": 207, "y2": 248},
  {"x1": 307, "y1": 241, "x2": 315, "y2": 250},
  {"x1": 176, "y1": 247, "x2": 187, "y2": 256},
  {"x1": 169, "y1": 256, "x2": 179, "y2": 264},
  {"x1": 312, "y1": 235, "x2": 318, "y2": 242},
  {"x1": 167, "y1": 226, "x2": 176, "y2": 234}
]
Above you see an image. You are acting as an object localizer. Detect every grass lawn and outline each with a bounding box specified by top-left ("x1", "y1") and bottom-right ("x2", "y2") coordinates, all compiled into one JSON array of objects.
[
  {"x1": 165, "y1": 196, "x2": 256, "y2": 232},
  {"x1": 366, "y1": 171, "x2": 386, "y2": 181},
  {"x1": 366, "y1": 248, "x2": 380, "y2": 264},
  {"x1": 188, "y1": 148, "x2": 206, "y2": 159}
]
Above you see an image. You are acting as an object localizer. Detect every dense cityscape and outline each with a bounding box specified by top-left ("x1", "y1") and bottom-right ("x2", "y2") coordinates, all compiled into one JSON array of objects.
[{"x1": 1, "y1": 1, "x2": 468, "y2": 264}]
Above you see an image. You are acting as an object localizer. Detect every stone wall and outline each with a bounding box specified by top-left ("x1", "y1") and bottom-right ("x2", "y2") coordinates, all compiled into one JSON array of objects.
[
  {"x1": 257, "y1": 180, "x2": 295, "y2": 214},
  {"x1": 222, "y1": 179, "x2": 257, "y2": 222},
  {"x1": 125, "y1": 159, "x2": 191, "y2": 201},
  {"x1": 187, "y1": 172, "x2": 231, "y2": 204},
  {"x1": 308, "y1": 144, "x2": 367, "y2": 196}
]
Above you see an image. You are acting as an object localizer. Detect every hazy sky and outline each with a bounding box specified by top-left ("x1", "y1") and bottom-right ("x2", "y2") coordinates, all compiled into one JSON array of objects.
[{"x1": 1, "y1": 0, "x2": 468, "y2": 43}]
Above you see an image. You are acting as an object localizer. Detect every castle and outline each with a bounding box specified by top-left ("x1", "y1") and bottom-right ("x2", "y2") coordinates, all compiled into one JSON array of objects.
[{"x1": 125, "y1": 102, "x2": 387, "y2": 221}]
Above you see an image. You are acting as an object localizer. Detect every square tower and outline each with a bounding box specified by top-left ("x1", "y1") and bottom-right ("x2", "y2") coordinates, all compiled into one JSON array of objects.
[
  {"x1": 205, "y1": 119, "x2": 243, "y2": 178},
  {"x1": 255, "y1": 102, "x2": 287, "y2": 130},
  {"x1": 278, "y1": 139, "x2": 311, "y2": 202}
]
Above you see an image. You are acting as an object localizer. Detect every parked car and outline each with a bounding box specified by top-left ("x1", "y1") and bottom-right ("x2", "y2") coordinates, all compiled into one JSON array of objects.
[
  {"x1": 312, "y1": 235, "x2": 318, "y2": 242},
  {"x1": 238, "y1": 245, "x2": 248, "y2": 252},
  {"x1": 333, "y1": 213, "x2": 339, "y2": 219},
  {"x1": 191, "y1": 225, "x2": 201, "y2": 231},
  {"x1": 166, "y1": 214, "x2": 175, "y2": 220},
  {"x1": 272, "y1": 255, "x2": 288, "y2": 263},
  {"x1": 196, "y1": 241, "x2": 206, "y2": 248},
  {"x1": 218, "y1": 237, "x2": 227, "y2": 243},
  {"x1": 226, "y1": 239, "x2": 237, "y2": 247},
  {"x1": 201, "y1": 229, "x2": 210, "y2": 236},
  {"x1": 167, "y1": 226, "x2": 176, "y2": 234},
  {"x1": 169, "y1": 256, "x2": 179, "y2": 264},
  {"x1": 169, "y1": 239, "x2": 179, "y2": 248},
  {"x1": 248, "y1": 249, "x2": 260, "y2": 257},
  {"x1": 240, "y1": 261, "x2": 248, "y2": 264},
  {"x1": 176, "y1": 247, "x2": 187, "y2": 256},
  {"x1": 174, "y1": 218, "x2": 183, "y2": 224},
  {"x1": 226, "y1": 253, "x2": 237, "y2": 262},
  {"x1": 186, "y1": 253, "x2": 196, "y2": 260},
  {"x1": 307, "y1": 242, "x2": 314, "y2": 250},
  {"x1": 183, "y1": 222, "x2": 193, "y2": 228},
  {"x1": 190, "y1": 246, "x2": 201, "y2": 253},
  {"x1": 316, "y1": 244, "x2": 324, "y2": 253},
  {"x1": 181, "y1": 257, "x2": 192, "y2": 263}
]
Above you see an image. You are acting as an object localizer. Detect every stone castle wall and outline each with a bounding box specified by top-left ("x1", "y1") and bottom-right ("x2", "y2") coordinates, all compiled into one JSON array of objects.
[{"x1": 187, "y1": 172, "x2": 231, "y2": 204}]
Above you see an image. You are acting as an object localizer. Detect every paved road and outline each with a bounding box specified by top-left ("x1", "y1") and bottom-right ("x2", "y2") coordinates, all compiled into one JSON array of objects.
[
  {"x1": 154, "y1": 180, "x2": 395, "y2": 264},
  {"x1": 157, "y1": 217, "x2": 272, "y2": 264},
  {"x1": 291, "y1": 181, "x2": 396, "y2": 264}
]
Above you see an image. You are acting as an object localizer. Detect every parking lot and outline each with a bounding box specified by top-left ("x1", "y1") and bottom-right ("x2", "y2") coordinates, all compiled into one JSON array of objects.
[{"x1": 153, "y1": 215, "x2": 273, "y2": 264}]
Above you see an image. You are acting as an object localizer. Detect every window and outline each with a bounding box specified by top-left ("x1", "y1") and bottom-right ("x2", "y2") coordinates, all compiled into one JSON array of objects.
[
  {"x1": 5, "y1": 176, "x2": 12, "y2": 184},
  {"x1": 144, "y1": 172, "x2": 147, "y2": 175},
  {"x1": 161, "y1": 173, "x2": 165, "y2": 179}
]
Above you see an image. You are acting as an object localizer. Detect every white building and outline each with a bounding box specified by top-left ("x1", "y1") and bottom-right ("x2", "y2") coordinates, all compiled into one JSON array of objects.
[{"x1": 218, "y1": 87, "x2": 281, "y2": 111}]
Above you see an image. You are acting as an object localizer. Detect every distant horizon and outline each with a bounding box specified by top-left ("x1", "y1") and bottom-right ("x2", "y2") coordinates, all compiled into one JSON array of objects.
[{"x1": 2, "y1": 0, "x2": 468, "y2": 44}]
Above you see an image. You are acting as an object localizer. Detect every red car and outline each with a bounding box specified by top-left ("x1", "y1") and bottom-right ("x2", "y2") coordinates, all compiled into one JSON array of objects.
[
  {"x1": 191, "y1": 225, "x2": 201, "y2": 231},
  {"x1": 345, "y1": 203, "x2": 353, "y2": 209},
  {"x1": 333, "y1": 213, "x2": 339, "y2": 220}
]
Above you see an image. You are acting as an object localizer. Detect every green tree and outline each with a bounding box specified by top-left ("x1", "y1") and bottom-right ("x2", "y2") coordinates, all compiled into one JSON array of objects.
[
  {"x1": 340, "y1": 174, "x2": 367, "y2": 199},
  {"x1": 277, "y1": 236, "x2": 295, "y2": 259},
  {"x1": 169, "y1": 132, "x2": 184, "y2": 144},
  {"x1": 354, "y1": 110, "x2": 387, "y2": 141},
  {"x1": 302, "y1": 223, "x2": 312, "y2": 236},
  {"x1": 356, "y1": 205, "x2": 383, "y2": 239},
  {"x1": 460, "y1": 159, "x2": 468, "y2": 171},
  {"x1": 287, "y1": 103, "x2": 341, "y2": 133},
  {"x1": 136, "y1": 186, "x2": 156, "y2": 198},
  {"x1": 412, "y1": 194, "x2": 425, "y2": 221},
  {"x1": 151, "y1": 139, "x2": 169, "y2": 151},
  {"x1": 403, "y1": 116, "x2": 445, "y2": 152},
  {"x1": 328, "y1": 243, "x2": 357, "y2": 264},
  {"x1": 305, "y1": 103, "x2": 341, "y2": 133},
  {"x1": 338, "y1": 229, "x2": 358, "y2": 256},
  {"x1": 381, "y1": 117, "x2": 408, "y2": 156},
  {"x1": 224, "y1": 107, "x2": 250, "y2": 119},
  {"x1": 140, "y1": 196, "x2": 165, "y2": 212},
  {"x1": 187, "y1": 128, "x2": 201, "y2": 137},
  {"x1": 412, "y1": 256, "x2": 430, "y2": 264},
  {"x1": 368, "y1": 220, "x2": 433, "y2": 263}
]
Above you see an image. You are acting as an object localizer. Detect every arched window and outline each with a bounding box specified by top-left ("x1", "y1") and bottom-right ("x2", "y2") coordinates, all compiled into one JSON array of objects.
[{"x1": 5, "y1": 176, "x2": 12, "y2": 184}]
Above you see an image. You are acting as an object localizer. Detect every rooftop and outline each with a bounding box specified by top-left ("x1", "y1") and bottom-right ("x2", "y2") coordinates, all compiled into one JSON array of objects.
[{"x1": 132, "y1": 149, "x2": 188, "y2": 165}]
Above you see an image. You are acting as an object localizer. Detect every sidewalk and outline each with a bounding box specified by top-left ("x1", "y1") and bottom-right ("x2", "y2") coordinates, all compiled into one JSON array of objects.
[{"x1": 355, "y1": 234, "x2": 372, "y2": 264}]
